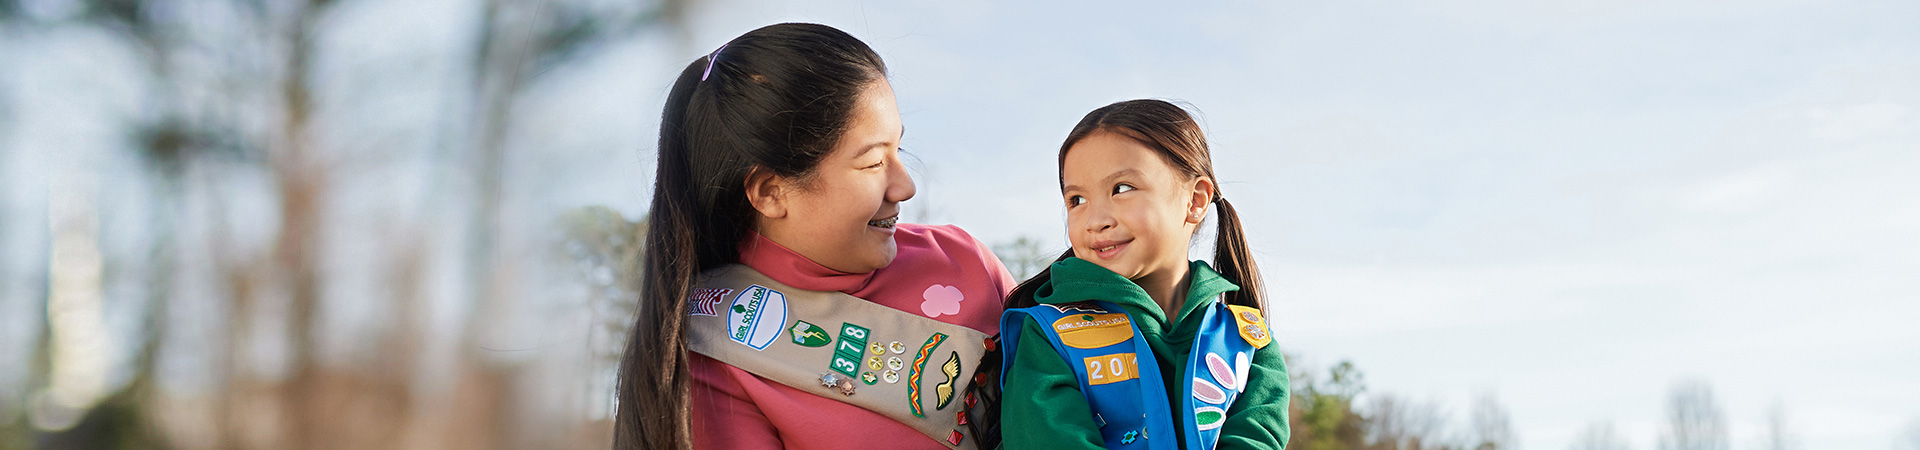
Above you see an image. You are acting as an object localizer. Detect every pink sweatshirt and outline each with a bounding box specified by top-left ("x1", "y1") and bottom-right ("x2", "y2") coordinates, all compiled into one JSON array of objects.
[{"x1": 690, "y1": 223, "x2": 1015, "y2": 450}]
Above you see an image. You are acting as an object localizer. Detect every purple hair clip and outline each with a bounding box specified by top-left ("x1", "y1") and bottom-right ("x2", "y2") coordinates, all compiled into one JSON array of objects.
[{"x1": 702, "y1": 43, "x2": 729, "y2": 81}]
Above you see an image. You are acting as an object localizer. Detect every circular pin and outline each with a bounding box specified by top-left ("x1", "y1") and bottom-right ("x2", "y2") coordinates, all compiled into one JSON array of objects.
[
  {"x1": 867, "y1": 356, "x2": 883, "y2": 371},
  {"x1": 883, "y1": 370, "x2": 899, "y2": 383},
  {"x1": 869, "y1": 342, "x2": 885, "y2": 354},
  {"x1": 862, "y1": 372, "x2": 878, "y2": 385},
  {"x1": 889, "y1": 341, "x2": 906, "y2": 354},
  {"x1": 1240, "y1": 310, "x2": 1261, "y2": 323},
  {"x1": 886, "y1": 357, "x2": 904, "y2": 371}
]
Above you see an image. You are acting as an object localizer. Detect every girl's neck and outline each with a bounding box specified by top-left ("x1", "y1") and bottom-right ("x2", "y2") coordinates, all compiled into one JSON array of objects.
[{"x1": 1134, "y1": 261, "x2": 1192, "y2": 317}]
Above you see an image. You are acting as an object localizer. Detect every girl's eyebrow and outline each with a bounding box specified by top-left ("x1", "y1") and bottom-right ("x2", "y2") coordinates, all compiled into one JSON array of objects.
[
  {"x1": 853, "y1": 126, "x2": 906, "y2": 159},
  {"x1": 1062, "y1": 168, "x2": 1144, "y2": 193}
]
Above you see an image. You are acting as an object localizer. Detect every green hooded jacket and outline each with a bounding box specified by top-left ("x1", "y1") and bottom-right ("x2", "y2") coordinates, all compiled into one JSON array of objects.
[{"x1": 1002, "y1": 257, "x2": 1290, "y2": 450}]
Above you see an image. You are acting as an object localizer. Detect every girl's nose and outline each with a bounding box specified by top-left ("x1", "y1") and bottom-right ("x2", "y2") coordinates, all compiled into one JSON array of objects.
[
  {"x1": 1081, "y1": 204, "x2": 1115, "y2": 233},
  {"x1": 884, "y1": 154, "x2": 916, "y2": 203}
]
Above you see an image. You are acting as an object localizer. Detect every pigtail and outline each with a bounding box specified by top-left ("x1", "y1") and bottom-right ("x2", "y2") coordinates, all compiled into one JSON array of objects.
[
  {"x1": 614, "y1": 58, "x2": 708, "y2": 450},
  {"x1": 1210, "y1": 197, "x2": 1265, "y2": 310}
]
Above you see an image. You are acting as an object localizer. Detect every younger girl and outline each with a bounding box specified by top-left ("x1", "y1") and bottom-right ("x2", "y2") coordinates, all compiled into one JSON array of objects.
[{"x1": 1000, "y1": 99, "x2": 1290, "y2": 450}]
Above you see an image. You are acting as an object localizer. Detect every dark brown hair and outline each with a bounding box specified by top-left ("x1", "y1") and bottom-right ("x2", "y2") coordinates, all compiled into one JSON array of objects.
[
  {"x1": 614, "y1": 23, "x2": 886, "y2": 450},
  {"x1": 1004, "y1": 99, "x2": 1266, "y2": 310}
]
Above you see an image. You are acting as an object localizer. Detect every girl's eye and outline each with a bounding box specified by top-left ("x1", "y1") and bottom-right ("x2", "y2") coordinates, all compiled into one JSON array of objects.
[
  {"x1": 1113, "y1": 183, "x2": 1136, "y2": 194},
  {"x1": 862, "y1": 159, "x2": 885, "y2": 170},
  {"x1": 1067, "y1": 195, "x2": 1086, "y2": 206}
]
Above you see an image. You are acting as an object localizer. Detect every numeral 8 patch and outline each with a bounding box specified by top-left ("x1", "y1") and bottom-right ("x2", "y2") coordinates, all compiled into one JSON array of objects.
[{"x1": 827, "y1": 323, "x2": 871, "y2": 378}]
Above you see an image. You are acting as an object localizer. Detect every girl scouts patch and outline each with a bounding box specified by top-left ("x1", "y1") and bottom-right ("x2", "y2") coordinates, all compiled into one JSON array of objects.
[
  {"x1": 1051, "y1": 313, "x2": 1135, "y2": 349},
  {"x1": 1227, "y1": 305, "x2": 1272, "y2": 349},
  {"x1": 687, "y1": 288, "x2": 731, "y2": 317},
  {"x1": 788, "y1": 320, "x2": 830, "y2": 347},
  {"x1": 934, "y1": 352, "x2": 961, "y2": 410},
  {"x1": 727, "y1": 285, "x2": 788, "y2": 350},
  {"x1": 907, "y1": 333, "x2": 948, "y2": 417}
]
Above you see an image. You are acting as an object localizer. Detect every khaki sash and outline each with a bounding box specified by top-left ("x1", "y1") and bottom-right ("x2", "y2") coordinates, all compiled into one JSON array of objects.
[{"x1": 686, "y1": 264, "x2": 990, "y2": 449}]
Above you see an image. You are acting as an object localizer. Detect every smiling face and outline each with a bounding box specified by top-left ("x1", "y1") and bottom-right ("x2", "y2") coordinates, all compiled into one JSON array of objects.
[
  {"x1": 748, "y1": 78, "x2": 915, "y2": 273},
  {"x1": 1060, "y1": 129, "x2": 1213, "y2": 284}
]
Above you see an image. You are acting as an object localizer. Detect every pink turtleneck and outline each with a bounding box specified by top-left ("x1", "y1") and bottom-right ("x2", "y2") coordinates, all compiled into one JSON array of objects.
[{"x1": 689, "y1": 223, "x2": 1014, "y2": 450}]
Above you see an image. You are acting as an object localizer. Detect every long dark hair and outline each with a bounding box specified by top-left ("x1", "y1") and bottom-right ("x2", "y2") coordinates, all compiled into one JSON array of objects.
[
  {"x1": 614, "y1": 23, "x2": 887, "y2": 450},
  {"x1": 1004, "y1": 99, "x2": 1266, "y2": 311}
]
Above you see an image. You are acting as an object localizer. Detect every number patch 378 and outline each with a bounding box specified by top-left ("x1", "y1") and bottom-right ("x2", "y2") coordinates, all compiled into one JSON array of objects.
[{"x1": 1082, "y1": 353, "x2": 1140, "y2": 386}]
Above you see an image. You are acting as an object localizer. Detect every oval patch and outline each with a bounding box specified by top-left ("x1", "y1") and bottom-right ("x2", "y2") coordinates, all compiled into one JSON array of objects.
[
  {"x1": 1195, "y1": 406, "x2": 1227, "y2": 430},
  {"x1": 1193, "y1": 378, "x2": 1227, "y2": 404},
  {"x1": 1207, "y1": 353, "x2": 1238, "y2": 390},
  {"x1": 726, "y1": 285, "x2": 788, "y2": 350},
  {"x1": 1051, "y1": 313, "x2": 1135, "y2": 349}
]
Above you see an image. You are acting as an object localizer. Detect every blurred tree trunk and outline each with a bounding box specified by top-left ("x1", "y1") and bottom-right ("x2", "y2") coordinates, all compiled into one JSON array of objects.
[
  {"x1": 1657, "y1": 380, "x2": 1728, "y2": 450},
  {"x1": 1569, "y1": 421, "x2": 1628, "y2": 450},
  {"x1": 1467, "y1": 392, "x2": 1512, "y2": 450},
  {"x1": 272, "y1": 2, "x2": 337, "y2": 449}
]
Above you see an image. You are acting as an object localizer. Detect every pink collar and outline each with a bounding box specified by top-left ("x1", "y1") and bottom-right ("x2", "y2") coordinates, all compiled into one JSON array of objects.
[{"x1": 737, "y1": 231, "x2": 876, "y2": 293}]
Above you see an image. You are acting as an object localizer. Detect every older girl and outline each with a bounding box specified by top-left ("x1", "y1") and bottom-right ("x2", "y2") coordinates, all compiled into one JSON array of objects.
[{"x1": 615, "y1": 23, "x2": 1013, "y2": 450}]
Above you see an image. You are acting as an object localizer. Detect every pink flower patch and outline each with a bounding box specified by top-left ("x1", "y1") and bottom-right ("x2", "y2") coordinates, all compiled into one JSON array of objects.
[{"x1": 920, "y1": 284, "x2": 965, "y2": 318}]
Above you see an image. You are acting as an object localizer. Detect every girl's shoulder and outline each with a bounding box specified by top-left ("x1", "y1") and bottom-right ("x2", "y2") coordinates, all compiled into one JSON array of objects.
[
  {"x1": 892, "y1": 223, "x2": 1010, "y2": 284},
  {"x1": 875, "y1": 223, "x2": 1016, "y2": 332}
]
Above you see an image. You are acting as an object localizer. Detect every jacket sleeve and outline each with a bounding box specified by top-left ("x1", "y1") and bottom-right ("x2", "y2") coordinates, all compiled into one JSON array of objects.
[
  {"x1": 1002, "y1": 317, "x2": 1107, "y2": 450},
  {"x1": 1215, "y1": 342, "x2": 1291, "y2": 450}
]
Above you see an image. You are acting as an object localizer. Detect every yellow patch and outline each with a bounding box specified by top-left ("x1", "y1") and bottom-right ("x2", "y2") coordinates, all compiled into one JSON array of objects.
[
  {"x1": 1051, "y1": 313, "x2": 1135, "y2": 349},
  {"x1": 1227, "y1": 305, "x2": 1272, "y2": 349},
  {"x1": 1082, "y1": 353, "x2": 1140, "y2": 386}
]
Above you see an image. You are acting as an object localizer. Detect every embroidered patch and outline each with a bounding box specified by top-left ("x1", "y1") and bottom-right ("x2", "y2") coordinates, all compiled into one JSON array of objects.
[
  {"x1": 1052, "y1": 313, "x2": 1135, "y2": 349},
  {"x1": 687, "y1": 288, "x2": 730, "y2": 317},
  {"x1": 934, "y1": 352, "x2": 961, "y2": 410},
  {"x1": 1234, "y1": 352, "x2": 1251, "y2": 393},
  {"x1": 1193, "y1": 378, "x2": 1227, "y2": 404},
  {"x1": 1227, "y1": 304, "x2": 1271, "y2": 349},
  {"x1": 906, "y1": 333, "x2": 948, "y2": 417},
  {"x1": 1194, "y1": 406, "x2": 1227, "y2": 430},
  {"x1": 1083, "y1": 353, "x2": 1140, "y2": 386},
  {"x1": 788, "y1": 320, "x2": 830, "y2": 347},
  {"x1": 726, "y1": 285, "x2": 788, "y2": 350},
  {"x1": 1121, "y1": 430, "x2": 1140, "y2": 445},
  {"x1": 1207, "y1": 353, "x2": 1239, "y2": 390},
  {"x1": 827, "y1": 323, "x2": 871, "y2": 377}
]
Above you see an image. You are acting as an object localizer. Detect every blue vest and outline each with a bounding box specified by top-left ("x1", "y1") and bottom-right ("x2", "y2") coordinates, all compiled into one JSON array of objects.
[{"x1": 1001, "y1": 299, "x2": 1264, "y2": 450}]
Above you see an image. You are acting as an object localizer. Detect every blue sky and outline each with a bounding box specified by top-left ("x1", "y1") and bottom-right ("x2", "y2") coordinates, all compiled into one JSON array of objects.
[{"x1": 3, "y1": 0, "x2": 1915, "y2": 447}]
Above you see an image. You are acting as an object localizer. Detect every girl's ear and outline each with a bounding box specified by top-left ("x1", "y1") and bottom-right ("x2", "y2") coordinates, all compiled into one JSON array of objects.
[
  {"x1": 1186, "y1": 176, "x2": 1216, "y2": 225},
  {"x1": 745, "y1": 167, "x2": 790, "y2": 220}
]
